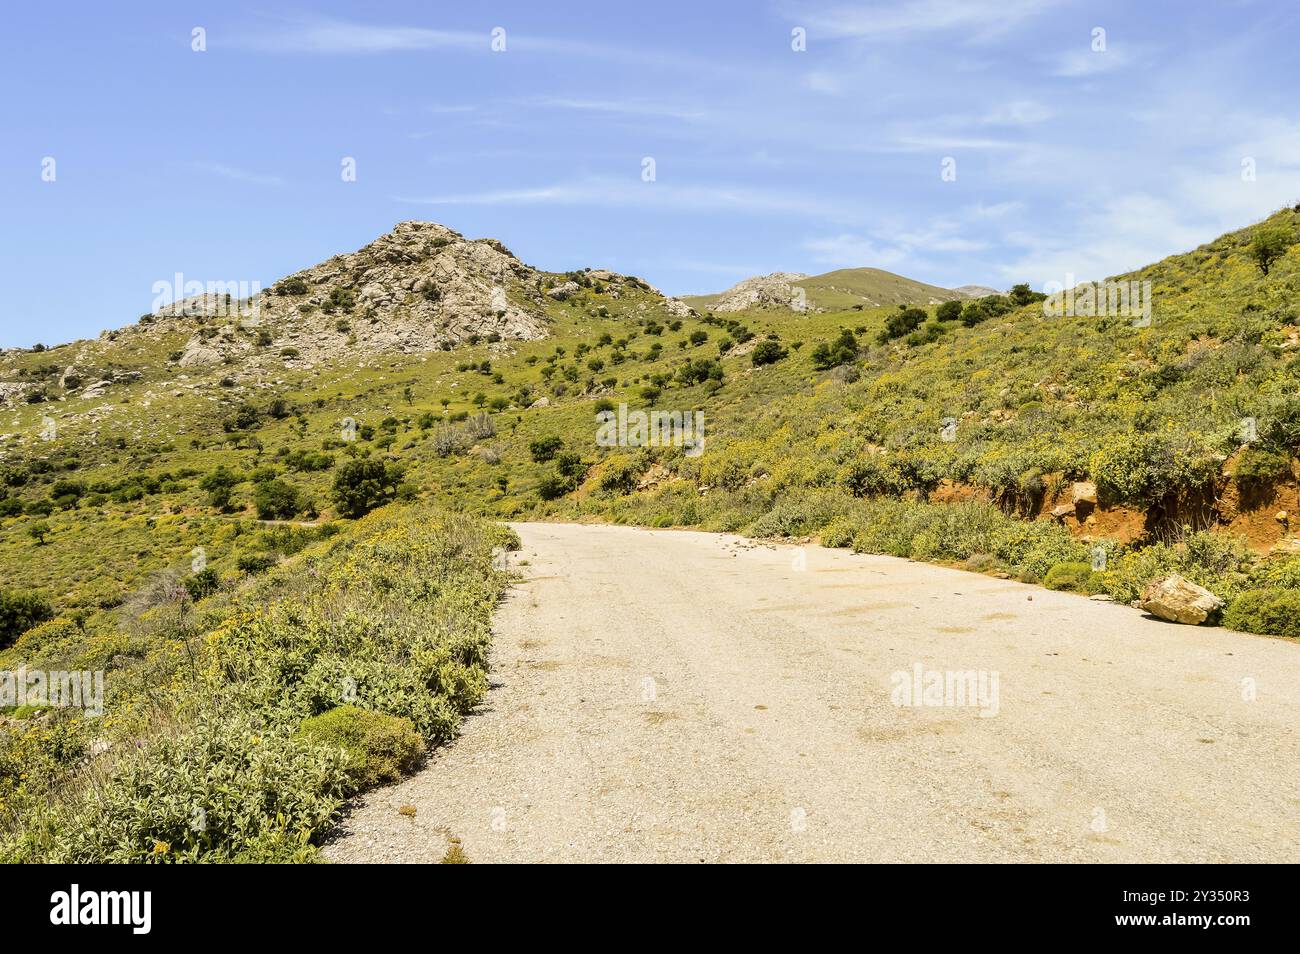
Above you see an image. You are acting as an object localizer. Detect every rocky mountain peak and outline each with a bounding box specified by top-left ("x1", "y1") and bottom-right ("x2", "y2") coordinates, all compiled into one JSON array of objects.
[{"x1": 140, "y1": 221, "x2": 552, "y2": 373}]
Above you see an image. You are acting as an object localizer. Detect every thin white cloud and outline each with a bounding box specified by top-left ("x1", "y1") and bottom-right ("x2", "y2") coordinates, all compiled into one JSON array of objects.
[
  {"x1": 226, "y1": 13, "x2": 736, "y2": 75},
  {"x1": 892, "y1": 134, "x2": 1020, "y2": 151},
  {"x1": 530, "y1": 97, "x2": 707, "y2": 122},
  {"x1": 804, "y1": 233, "x2": 909, "y2": 268},
  {"x1": 803, "y1": 209, "x2": 992, "y2": 271},
  {"x1": 969, "y1": 200, "x2": 1025, "y2": 219},
  {"x1": 803, "y1": 71, "x2": 843, "y2": 94},
  {"x1": 798, "y1": 0, "x2": 1061, "y2": 39},
  {"x1": 1051, "y1": 46, "x2": 1132, "y2": 77},
  {"x1": 190, "y1": 161, "x2": 283, "y2": 187},
  {"x1": 231, "y1": 17, "x2": 482, "y2": 54},
  {"x1": 978, "y1": 100, "x2": 1054, "y2": 126},
  {"x1": 395, "y1": 177, "x2": 847, "y2": 219}
]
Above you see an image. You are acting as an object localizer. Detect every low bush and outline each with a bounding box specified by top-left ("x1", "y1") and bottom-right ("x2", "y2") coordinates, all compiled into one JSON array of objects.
[
  {"x1": 1223, "y1": 589, "x2": 1300, "y2": 638},
  {"x1": 1102, "y1": 530, "x2": 1250, "y2": 604},
  {"x1": 748, "y1": 491, "x2": 850, "y2": 538},
  {"x1": 13, "y1": 712, "x2": 347, "y2": 863},
  {"x1": 1231, "y1": 445, "x2": 1291, "y2": 490},
  {"x1": 332, "y1": 460, "x2": 402, "y2": 518},
  {"x1": 296, "y1": 706, "x2": 423, "y2": 792},
  {"x1": 1043, "y1": 562, "x2": 1105, "y2": 594},
  {"x1": 0, "y1": 506, "x2": 506, "y2": 863},
  {"x1": 253, "y1": 479, "x2": 301, "y2": 520},
  {"x1": 0, "y1": 589, "x2": 54, "y2": 650},
  {"x1": 529, "y1": 436, "x2": 563, "y2": 463},
  {"x1": 1089, "y1": 432, "x2": 1217, "y2": 506}
]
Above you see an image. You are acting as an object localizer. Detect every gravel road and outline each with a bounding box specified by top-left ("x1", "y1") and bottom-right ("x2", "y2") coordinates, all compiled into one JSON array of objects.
[{"x1": 324, "y1": 522, "x2": 1300, "y2": 864}]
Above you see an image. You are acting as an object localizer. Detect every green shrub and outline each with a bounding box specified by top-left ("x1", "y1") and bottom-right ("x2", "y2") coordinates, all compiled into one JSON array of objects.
[
  {"x1": 751, "y1": 340, "x2": 787, "y2": 366},
  {"x1": 529, "y1": 436, "x2": 563, "y2": 463},
  {"x1": 599, "y1": 455, "x2": 641, "y2": 495},
  {"x1": 1090, "y1": 432, "x2": 1217, "y2": 505},
  {"x1": 236, "y1": 553, "x2": 277, "y2": 574},
  {"x1": 331, "y1": 460, "x2": 402, "y2": 518},
  {"x1": 748, "y1": 492, "x2": 849, "y2": 538},
  {"x1": 0, "y1": 589, "x2": 55, "y2": 650},
  {"x1": 811, "y1": 329, "x2": 858, "y2": 370},
  {"x1": 555, "y1": 452, "x2": 586, "y2": 481},
  {"x1": 841, "y1": 455, "x2": 904, "y2": 497},
  {"x1": 819, "y1": 516, "x2": 862, "y2": 548},
  {"x1": 1043, "y1": 562, "x2": 1105, "y2": 594},
  {"x1": 935, "y1": 300, "x2": 963, "y2": 322},
  {"x1": 1232, "y1": 445, "x2": 1291, "y2": 490},
  {"x1": 199, "y1": 466, "x2": 241, "y2": 510},
  {"x1": 296, "y1": 706, "x2": 424, "y2": 793},
  {"x1": 1249, "y1": 554, "x2": 1300, "y2": 589},
  {"x1": 879, "y1": 306, "x2": 927, "y2": 342},
  {"x1": 3, "y1": 712, "x2": 348, "y2": 863},
  {"x1": 1102, "y1": 530, "x2": 1249, "y2": 604},
  {"x1": 184, "y1": 567, "x2": 220, "y2": 601},
  {"x1": 988, "y1": 520, "x2": 1087, "y2": 577},
  {"x1": 537, "y1": 474, "x2": 570, "y2": 500},
  {"x1": 1223, "y1": 589, "x2": 1300, "y2": 638},
  {"x1": 254, "y1": 479, "x2": 301, "y2": 520}
]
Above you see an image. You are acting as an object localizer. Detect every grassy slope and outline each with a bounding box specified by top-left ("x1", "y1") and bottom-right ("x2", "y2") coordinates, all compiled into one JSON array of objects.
[
  {"x1": 2, "y1": 208, "x2": 1300, "y2": 858},
  {"x1": 681, "y1": 265, "x2": 962, "y2": 312},
  {"x1": 2, "y1": 211, "x2": 1300, "y2": 618},
  {"x1": 1, "y1": 505, "x2": 511, "y2": 861}
]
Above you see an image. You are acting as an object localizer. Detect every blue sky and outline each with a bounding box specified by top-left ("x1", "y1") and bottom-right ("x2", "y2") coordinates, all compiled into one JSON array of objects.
[{"x1": 2, "y1": 0, "x2": 1298, "y2": 348}]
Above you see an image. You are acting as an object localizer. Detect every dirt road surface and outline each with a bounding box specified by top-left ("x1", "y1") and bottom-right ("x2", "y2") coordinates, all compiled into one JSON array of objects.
[{"x1": 324, "y1": 522, "x2": 1300, "y2": 863}]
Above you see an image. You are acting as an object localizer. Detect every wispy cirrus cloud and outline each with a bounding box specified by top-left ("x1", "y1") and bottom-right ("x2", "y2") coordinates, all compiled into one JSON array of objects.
[
  {"x1": 1050, "y1": 45, "x2": 1135, "y2": 77},
  {"x1": 794, "y1": 0, "x2": 1062, "y2": 39},
  {"x1": 977, "y1": 99, "x2": 1054, "y2": 126},
  {"x1": 230, "y1": 16, "x2": 482, "y2": 54},
  {"x1": 395, "y1": 176, "x2": 848, "y2": 219},
  {"x1": 226, "y1": 13, "x2": 732, "y2": 74},
  {"x1": 529, "y1": 97, "x2": 708, "y2": 122},
  {"x1": 189, "y1": 161, "x2": 282, "y2": 187},
  {"x1": 803, "y1": 209, "x2": 992, "y2": 272}
]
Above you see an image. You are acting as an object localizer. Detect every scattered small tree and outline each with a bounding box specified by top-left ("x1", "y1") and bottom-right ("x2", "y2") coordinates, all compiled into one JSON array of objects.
[
  {"x1": 1009, "y1": 283, "x2": 1047, "y2": 306},
  {"x1": 332, "y1": 459, "x2": 403, "y2": 518},
  {"x1": 200, "y1": 466, "x2": 241, "y2": 510},
  {"x1": 879, "y1": 306, "x2": 927, "y2": 342},
  {"x1": 253, "y1": 479, "x2": 302, "y2": 520},
  {"x1": 0, "y1": 589, "x2": 54, "y2": 649},
  {"x1": 530, "y1": 436, "x2": 564, "y2": 463},
  {"x1": 751, "y1": 339, "x2": 788, "y2": 366},
  {"x1": 1248, "y1": 224, "x2": 1295, "y2": 276},
  {"x1": 811, "y1": 329, "x2": 859, "y2": 369},
  {"x1": 935, "y1": 300, "x2": 963, "y2": 322}
]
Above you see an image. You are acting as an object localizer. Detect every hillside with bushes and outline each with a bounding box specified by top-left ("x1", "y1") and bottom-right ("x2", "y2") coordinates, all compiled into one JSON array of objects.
[{"x1": 2, "y1": 208, "x2": 1300, "y2": 859}]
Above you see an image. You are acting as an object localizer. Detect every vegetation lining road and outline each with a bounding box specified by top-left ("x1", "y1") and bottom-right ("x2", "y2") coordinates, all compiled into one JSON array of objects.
[{"x1": 2, "y1": 207, "x2": 1300, "y2": 861}]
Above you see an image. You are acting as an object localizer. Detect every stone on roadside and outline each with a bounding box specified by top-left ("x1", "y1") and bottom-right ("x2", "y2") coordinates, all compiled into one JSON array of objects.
[{"x1": 1136, "y1": 573, "x2": 1224, "y2": 625}]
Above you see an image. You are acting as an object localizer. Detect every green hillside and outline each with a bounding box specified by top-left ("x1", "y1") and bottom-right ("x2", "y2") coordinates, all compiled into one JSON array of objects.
[
  {"x1": 682, "y1": 265, "x2": 964, "y2": 312},
  {"x1": 797, "y1": 267, "x2": 964, "y2": 309},
  {"x1": 2, "y1": 208, "x2": 1300, "y2": 860}
]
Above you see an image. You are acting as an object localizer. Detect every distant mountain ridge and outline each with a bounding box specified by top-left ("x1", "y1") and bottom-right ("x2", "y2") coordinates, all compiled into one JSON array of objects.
[{"x1": 683, "y1": 266, "x2": 974, "y2": 313}]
